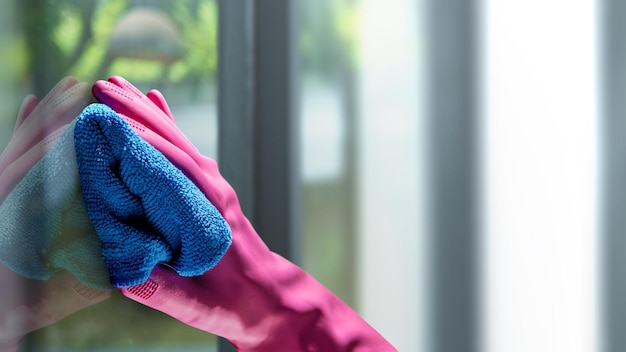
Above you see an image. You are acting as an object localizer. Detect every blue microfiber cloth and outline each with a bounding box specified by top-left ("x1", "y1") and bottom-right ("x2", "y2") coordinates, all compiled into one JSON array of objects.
[
  {"x1": 74, "y1": 104, "x2": 232, "y2": 287},
  {"x1": 0, "y1": 121, "x2": 112, "y2": 289}
]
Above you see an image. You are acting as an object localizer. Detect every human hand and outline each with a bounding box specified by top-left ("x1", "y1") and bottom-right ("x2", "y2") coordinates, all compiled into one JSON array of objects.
[{"x1": 93, "y1": 76, "x2": 395, "y2": 351}]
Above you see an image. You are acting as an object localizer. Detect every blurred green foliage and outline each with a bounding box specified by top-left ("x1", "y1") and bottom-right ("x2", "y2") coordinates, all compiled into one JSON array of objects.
[
  {"x1": 169, "y1": 0, "x2": 218, "y2": 83},
  {"x1": 17, "y1": 0, "x2": 218, "y2": 95},
  {"x1": 300, "y1": 0, "x2": 360, "y2": 80},
  {"x1": 13, "y1": 0, "x2": 359, "y2": 91}
]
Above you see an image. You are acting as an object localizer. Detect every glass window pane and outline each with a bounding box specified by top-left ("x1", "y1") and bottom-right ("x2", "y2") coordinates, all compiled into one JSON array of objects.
[
  {"x1": 299, "y1": 0, "x2": 358, "y2": 309},
  {"x1": 0, "y1": 0, "x2": 219, "y2": 350},
  {"x1": 298, "y1": 2, "x2": 423, "y2": 351}
]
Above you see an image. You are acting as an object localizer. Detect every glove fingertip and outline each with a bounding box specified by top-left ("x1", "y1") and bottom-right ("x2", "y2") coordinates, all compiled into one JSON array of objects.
[
  {"x1": 15, "y1": 95, "x2": 39, "y2": 130},
  {"x1": 108, "y1": 76, "x2": 144, "y2": 97},
  {"x1": 39, "y1": 76, "x2": 77, "y2": 106},
  {"x1": 92, "y1": 80, "x2": 134, "y2": 110},
  {"x1": 147, "y1": 89, "x2": 175, "y2": 121}
]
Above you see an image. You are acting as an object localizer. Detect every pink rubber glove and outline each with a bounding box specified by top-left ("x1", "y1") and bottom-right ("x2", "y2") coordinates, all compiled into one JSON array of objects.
[
  {"x1": 93, "y1": 76, "x2": 396, "y2": 351},
  {"x1": 0, "y1": 78, "x2": 112, "y2": 350}
]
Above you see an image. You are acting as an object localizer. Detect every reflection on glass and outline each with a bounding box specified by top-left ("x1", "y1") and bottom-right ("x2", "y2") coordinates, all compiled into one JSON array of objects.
[{"x1": 0, "y1": 0, "x2": 219, "y2": 350}]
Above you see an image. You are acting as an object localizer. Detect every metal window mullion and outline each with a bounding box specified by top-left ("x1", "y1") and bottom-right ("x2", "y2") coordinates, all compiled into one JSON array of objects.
[
  {"x1": 218, "y1": 0, "x2": 256, "y2": 217},
  {"x1": 252, "y1": 0, "x2": 301, "y2": 264},
  {"x1": 217, "y1": 2, "x2": 255, "y2": 352},
  {"x1": 218, "y1": 0, "x2": 300, "y2": 350},
  {"x1": 426, "y1": 0, "x2": 480, "y2": 351},
  {"x1": 602, "y1": 1, "x2": 626, "y2": 351},
  {"x1": 218, "y1": 0, "x2": 300, "y2": 261}
]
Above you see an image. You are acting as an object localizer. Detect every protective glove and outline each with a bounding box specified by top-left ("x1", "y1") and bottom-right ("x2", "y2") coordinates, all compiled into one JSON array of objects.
[
  {"x1": 0, "y1": 79, "x2": 111, "y2": 351},
  {"x1": 93, "y1": 76, "x2": 397, "y2": 351}
]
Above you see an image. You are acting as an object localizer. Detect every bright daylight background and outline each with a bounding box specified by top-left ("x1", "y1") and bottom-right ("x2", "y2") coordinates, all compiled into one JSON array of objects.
[
  {"x1": 482, "y1": 0, "x2": 600, "y2": 351},
  {"x1": 356, "y1": 0, "x2": 601, "y2": 350}
]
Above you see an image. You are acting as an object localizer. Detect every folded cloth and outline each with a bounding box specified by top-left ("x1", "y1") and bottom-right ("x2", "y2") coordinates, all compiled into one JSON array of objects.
[
  {"x1": 0, "y1": 121, "x2": 111, "y2": 289},
  {"x1": 74, "y1": 104, "x2": 232, "y2": 287}
]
